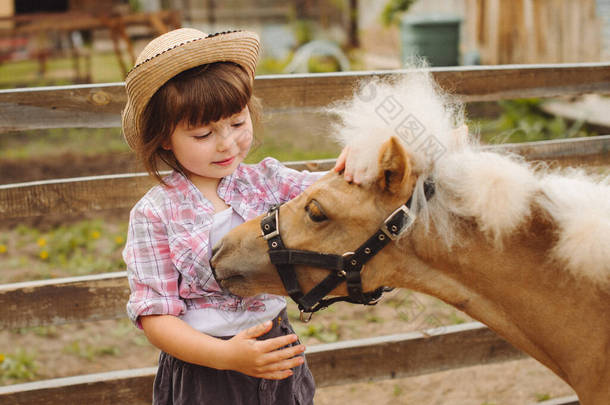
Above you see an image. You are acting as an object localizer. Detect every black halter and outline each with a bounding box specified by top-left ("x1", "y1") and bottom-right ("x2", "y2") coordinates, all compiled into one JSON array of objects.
[{"x1": 260, "y1": 180, "x2": 435, "y2": 321}]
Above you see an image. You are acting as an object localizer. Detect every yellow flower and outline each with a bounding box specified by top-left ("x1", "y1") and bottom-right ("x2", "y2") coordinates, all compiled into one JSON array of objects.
[
  {"x1": 37, "y1": 238, "x2": 47, "y2": 247},
  {"x1": 39, "y1": 250, "x2": 49, "y2": 260},
  {"x1": 0, "y1": 353, "x2": 5, "y2": 363},
  {"x1": 91, "y1": 231, "x2": 101, "y2": 239},
  {"x1": 0, "y1": 244, "x2": 7, "y2": 254},
  {"x1": 114, "y1": 236, "x2": 125, "y2": 244}
]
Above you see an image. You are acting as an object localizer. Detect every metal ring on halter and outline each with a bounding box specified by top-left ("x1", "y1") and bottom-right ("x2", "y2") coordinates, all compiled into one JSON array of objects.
[{"x1": 300, "y1": 309, "x2": 314, "y2": 323}]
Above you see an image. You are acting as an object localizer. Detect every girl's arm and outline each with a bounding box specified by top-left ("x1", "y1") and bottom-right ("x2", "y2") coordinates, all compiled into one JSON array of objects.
[{"x1": 140, "y1": 314, "x2": 305, "y2": 380}]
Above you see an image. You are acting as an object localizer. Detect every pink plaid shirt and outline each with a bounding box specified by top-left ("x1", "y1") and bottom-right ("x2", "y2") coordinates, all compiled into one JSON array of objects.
[{"x1": 124, "y1": 157, "x2": 323, "y2": 327}]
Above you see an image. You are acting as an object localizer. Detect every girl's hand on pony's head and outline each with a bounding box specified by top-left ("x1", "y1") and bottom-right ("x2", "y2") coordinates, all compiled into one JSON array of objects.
[
  {"x1": 334, "y1": 145, "x2": 369, "y2": 185},
  {"x1": 333, "y1": 125, "x2": 469, "y2": 185}
]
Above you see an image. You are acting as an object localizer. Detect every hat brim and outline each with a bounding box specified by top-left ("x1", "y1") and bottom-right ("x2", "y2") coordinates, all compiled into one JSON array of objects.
[{"x1": 122, "y1": 30, "x2": 259, "y2": 151}]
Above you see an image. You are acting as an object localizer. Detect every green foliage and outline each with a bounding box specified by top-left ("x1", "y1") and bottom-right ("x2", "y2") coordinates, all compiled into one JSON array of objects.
[
  {"x1": 63, "y1": 340, "x2": 120, "y2": 361},
  {"x1": 478, "y1": 99, "x2": 595, "y2": 144},
  {"x1": 292, "y1": 19, "x2": 315, "y2": 45},
  {"x1": 0, "y1": 127, "x2": 127, "y2": 160},
  {"x1": 0, "y1": 219, "x2": 127, "y2": 283},
  {"x1": 13, "y1": 325, "x2": 59, "y2": 338},
  {"x1": 0, "y1": 52, "x2": 124, "y2": 89},
  {"x1": 0, "y1": 349, "x2": 39, "y2": 383},
  {"x1": 245, "y1": 134, "x2": 339, "y2": 164},
  {"x1": 535, "y1": 393, "x2": 552, "y2": 402},
  {"x1": 365, "y1": 314, "x2": 384, "y2": 323},
  {"x1": 308, "y1": 55, "x2": 341, "y2": 73},
  {"x1": 448, "y1": 311, "x2": 466, "y2": 325},
  {"x1": 293, "y1": 322, "x2": 340, "y2": 343},
  {"x1": 128, "y1": 0, "x2": 141, "y2": 12},
  {"x1": 257, "y1": 53, "x2": 293, "y2": 75},
  {"x1": 381, "y1": 0, "x2": 417, "y2": 26}
]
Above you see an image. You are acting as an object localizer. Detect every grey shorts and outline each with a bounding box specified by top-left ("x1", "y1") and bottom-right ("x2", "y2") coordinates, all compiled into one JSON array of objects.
[{"x1": 152, "y1": 309, "x2": 315, "y2": 405}]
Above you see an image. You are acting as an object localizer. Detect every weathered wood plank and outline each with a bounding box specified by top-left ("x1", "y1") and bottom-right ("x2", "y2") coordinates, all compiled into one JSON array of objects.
[
  {"x1": 1, "y1": 63, "x2": 609, "y2": 132},
  {"x1": 0, "y1": 367, "x2": 154, "y2": 405},
  {"x1": 306, "y1": 322, "x2": 527, "y2": 386},
  {"x1": 1, "y1": 136, "x2": 607, "y2": 220},
  {"x1": 0, "y1": 323, "x2": 530, "y2": 404},
  {"x1": 0, "y1": 272, "x2": 130, "y2": 330},
  {"x1": 488, "y1": 134, "x2": 610, "y2": 167}
]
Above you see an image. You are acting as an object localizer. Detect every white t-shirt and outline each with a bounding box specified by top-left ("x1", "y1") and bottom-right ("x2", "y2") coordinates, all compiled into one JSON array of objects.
[{"x1": 179, "y1": 207, "x2": 285, "y2": 336}]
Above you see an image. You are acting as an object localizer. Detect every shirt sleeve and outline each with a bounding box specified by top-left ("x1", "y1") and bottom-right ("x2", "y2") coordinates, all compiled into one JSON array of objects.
[
  {"x1": 123, "y1": 199, "x2": 186, "y2": 328},
  {"x1": 258, "y1": 157, "x2": 326, "y2": 203}
]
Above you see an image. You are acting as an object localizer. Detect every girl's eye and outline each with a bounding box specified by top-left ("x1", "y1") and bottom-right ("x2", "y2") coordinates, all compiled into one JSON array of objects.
[
  {"x1": 305, "y1": 199, "x2": 327, "y2": 222},
  {"x1": 194, "y1": 132, "x2": 211, "y2": 140},
  {"x1": 232, "y1": 121, "x2": 245, "y2": 128}
]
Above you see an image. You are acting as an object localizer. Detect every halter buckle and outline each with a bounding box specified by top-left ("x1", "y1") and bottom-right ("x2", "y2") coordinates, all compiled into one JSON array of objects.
[
  {"x1": 381, "y1": 205, "x2": 416, "y2": 241},
  {"x1": 262, "y1": 207, "x2": 280, "y2": 240}
]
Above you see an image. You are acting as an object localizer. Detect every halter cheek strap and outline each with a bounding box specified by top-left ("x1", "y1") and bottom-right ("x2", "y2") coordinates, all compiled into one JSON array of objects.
[{"x1": 261, "y1": 180, "x2": 435, "y2": 321}]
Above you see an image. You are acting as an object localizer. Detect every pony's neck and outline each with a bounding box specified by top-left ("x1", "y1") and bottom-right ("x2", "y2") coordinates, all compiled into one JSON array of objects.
[{"x1": 396, "y1": 215, "x2": 610, "y2": 401}]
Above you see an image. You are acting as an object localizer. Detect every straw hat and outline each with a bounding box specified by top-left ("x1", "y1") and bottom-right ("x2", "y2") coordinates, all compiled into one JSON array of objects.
[{"x1": 122, "y1": 28, "x2": 260, "y2": 150}]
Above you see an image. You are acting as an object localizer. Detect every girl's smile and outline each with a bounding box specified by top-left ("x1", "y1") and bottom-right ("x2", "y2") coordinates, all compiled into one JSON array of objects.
[{"x1": 213, "y1": 156, "x2": 236, "y2": 166}]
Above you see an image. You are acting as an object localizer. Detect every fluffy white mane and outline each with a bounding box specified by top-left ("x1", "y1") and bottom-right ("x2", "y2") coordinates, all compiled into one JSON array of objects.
[{"x1": 326, "y1": 69, "x2": 610, "y2": 285}]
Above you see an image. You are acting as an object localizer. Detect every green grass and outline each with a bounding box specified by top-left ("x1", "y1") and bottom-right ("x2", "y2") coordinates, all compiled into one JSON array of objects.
[
  {"x1": 0, "y1": 349, "x2": 39, "y2": 384},
  {"x1": 474, "y1": 98, "x2": 597, "y2": 144},
  {"x1": 63, "y1": 340, "x2": 121, "y2": 361},
  {"x1": 535, "y1": 393, "x2": 552, "y2": 402},
  {"x1": 0, "y1": 219, "x2": 127, "y2": 283},
  {"x1": 0, "y1": 127, "x2": 128, "y2": 160},
  {"x1": 0, "y1": 52, "x2": 125, "y2": 89}
]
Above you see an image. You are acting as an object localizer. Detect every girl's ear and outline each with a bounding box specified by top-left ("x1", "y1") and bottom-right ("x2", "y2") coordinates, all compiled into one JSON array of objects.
[{"x1": 161, "y1": 139, "x2": 172, "y2": 151}]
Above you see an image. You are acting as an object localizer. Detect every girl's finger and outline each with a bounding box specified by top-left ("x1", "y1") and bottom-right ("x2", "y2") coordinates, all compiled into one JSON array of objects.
[
  {"x1": 239, "y1": 320, "x2": 273, "y2": 339},
  {"x1": 258, "y1": 354, "x2": 305, "y2": 374},
  {"x1": 263, "y1": 346, "x2": 305, "y2": 366},
  {"x1": 258, "y1": 333, "x2": 299, "y2": 352},
  {"x1": 257, "y1": 369, "x2": 294, "y2": 380},
  {"x1": 333, "y1": 146, "x2": 349, "y2": 172}
]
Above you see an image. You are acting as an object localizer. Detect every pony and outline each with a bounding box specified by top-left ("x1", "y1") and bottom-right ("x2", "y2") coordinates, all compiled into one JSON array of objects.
[{"x1": 210, "y1": 69, "x2": 610, "y2": 404}]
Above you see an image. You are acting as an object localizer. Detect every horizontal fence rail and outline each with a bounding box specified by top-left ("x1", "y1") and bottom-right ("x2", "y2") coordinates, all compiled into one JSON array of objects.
[
  {"x1": 1, "y1": 135, "x2": 608, "y2": 220},
  {"x1": 1, "y1": 63, "x2": 609, "y2": 132},
  {"x1": 0, "y1": 322, "x2": 531, "y2": 404},
  {"x1": 0, "y1": 272, "x2": 129, "y2": 330}
]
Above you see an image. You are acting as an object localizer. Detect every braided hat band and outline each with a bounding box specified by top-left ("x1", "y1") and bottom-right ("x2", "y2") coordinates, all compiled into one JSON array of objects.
[{"x1": 122, "y1": 28, "x2": 260, "y2": 151}]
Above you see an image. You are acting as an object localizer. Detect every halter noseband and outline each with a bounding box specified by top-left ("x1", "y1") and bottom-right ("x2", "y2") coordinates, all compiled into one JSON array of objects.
[{"x1": 260, "y1": 180, "x2": 435, "y2": 322}]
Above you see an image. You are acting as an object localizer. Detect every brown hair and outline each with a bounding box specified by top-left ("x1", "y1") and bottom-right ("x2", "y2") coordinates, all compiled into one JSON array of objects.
[{"x1": 137, "y1": 62, "x2": 262, "y2": 184}]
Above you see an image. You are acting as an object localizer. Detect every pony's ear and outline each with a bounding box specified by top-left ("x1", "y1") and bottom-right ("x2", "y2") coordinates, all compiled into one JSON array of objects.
[{"x1": 377, "y1": 137, "x2": 411, "y2": 194}]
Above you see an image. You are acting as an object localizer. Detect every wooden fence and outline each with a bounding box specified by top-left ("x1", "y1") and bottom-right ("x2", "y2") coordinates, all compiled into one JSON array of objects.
[{"x1": 2, "y1": 63, "x2": 609, "y2": 404}]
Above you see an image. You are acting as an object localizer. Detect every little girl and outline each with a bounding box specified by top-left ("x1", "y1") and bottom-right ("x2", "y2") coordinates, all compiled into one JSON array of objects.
[{"x1": 122, "y1": 28, "x2": 350, "y2": 404}]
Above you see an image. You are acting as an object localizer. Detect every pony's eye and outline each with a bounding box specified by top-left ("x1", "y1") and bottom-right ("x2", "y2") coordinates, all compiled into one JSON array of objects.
[{"x1": 305, "y1": 199, "x2": 327, "y2": 222}]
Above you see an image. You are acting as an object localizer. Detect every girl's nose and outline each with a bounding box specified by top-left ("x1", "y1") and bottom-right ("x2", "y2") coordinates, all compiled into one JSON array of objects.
[{"x1": 216, "y1": 127, "x2": 235, "y2": 151}]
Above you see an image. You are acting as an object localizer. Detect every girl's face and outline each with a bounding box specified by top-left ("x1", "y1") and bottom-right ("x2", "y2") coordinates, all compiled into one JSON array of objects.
[{"x1": 165, "y1": 106, "x2": 253, "y2": 185}]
